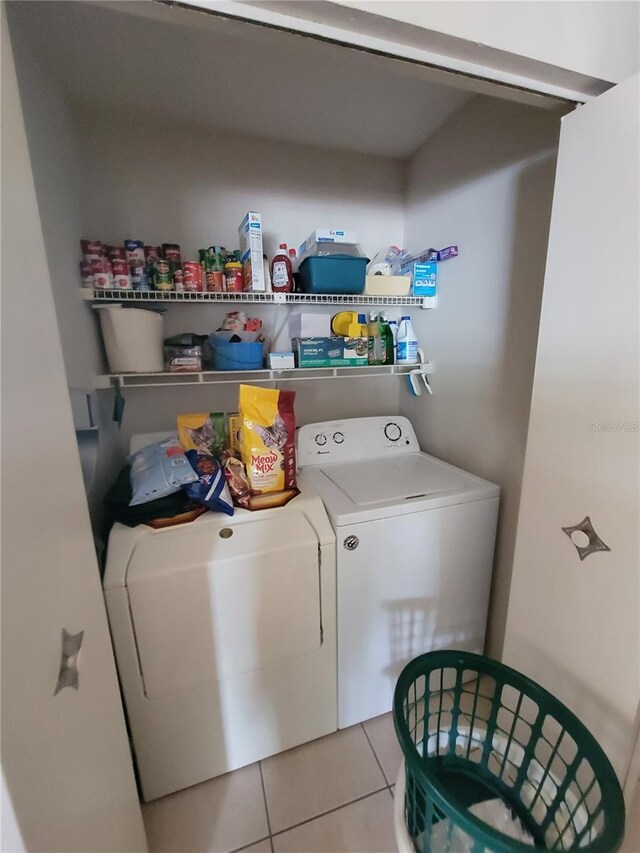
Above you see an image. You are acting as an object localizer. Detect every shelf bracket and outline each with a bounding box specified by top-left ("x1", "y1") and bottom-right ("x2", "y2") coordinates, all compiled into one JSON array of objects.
[{"x1": 112, "y1": 380, "x2": 126, "y2": 428}]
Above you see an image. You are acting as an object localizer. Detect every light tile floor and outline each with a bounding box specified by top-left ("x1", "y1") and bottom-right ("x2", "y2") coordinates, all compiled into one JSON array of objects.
[
  {"x1": 143, "y1": 714, "x2": 640, "y2": 853},
  {"x1": 142, "y1": 719, "x2": 398, "y2": 853}
]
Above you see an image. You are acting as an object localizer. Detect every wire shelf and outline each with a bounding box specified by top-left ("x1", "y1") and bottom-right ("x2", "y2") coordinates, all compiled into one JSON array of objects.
[
  {"x1": 97, "y1": 362, "x2": 434, "y2": 390},
  {"x1": 84, "y1": 289, "x2": 433, "y2": 308}
]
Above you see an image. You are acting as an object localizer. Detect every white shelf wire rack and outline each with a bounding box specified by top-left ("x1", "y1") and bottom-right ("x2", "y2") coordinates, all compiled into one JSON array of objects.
[
  {"x1": 83, "y1": 289, "x2": 433, "y2": 308},
  {"x1": 97, "y1": 362, "x2": 434, "y2": 390}
]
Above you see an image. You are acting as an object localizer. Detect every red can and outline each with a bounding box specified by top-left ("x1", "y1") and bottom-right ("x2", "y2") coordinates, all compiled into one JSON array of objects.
[
  {"x1": 81, "y1": 239, "x2": 103, "y2": 263},
  {"x1": 107, "y1": 245, "x2": 127, "y2": 261},
  {"x1": 112, "y1": 260, "x2": 132, "y2": 290},
  {"x1": 162, "y1": 243, "x2": 182, "y2": 264},
  {"x1": 206, "y1": 270, "x2": 225, "y2": 292},
  {"x1": 183, "y1": 261, "x2": 204, "y2": 292},
  {"x1": 172, "y1": 264, "x2": 184, "y2": 292},
  {"x1": 80, "y1": 261, "x2": 93, "y2": 288},
  {"x1": 92, "y1": 257, "x2": 113, "y2": 289},
  {"x1": 145, "y1": 245, "x2": 162, "y2": 264}
]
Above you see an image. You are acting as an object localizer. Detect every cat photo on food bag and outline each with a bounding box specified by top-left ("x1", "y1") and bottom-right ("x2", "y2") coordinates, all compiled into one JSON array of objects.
[
  {"x1": 239, "y1": 385, "x2": 297, "y2": 496},
  {"x1": 254, "y1": 414, "x2": 288, "y2": 452},
  {"x1": 178, "y1": 413, "x2": 228, "y2": 459},
  {"x1": 186, "y1": 421, "x2": 215, "y2": 453}
]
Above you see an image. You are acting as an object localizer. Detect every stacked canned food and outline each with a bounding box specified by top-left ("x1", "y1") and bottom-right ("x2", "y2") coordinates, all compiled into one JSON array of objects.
[{"x1": 80, "y1": 239, "x2": 248, "y2": 294}]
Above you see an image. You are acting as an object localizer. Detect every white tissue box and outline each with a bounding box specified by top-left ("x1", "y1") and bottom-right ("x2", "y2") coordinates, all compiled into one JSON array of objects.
[{"x1": 289, "y1": 312, "x2": 332, "y2": 339}]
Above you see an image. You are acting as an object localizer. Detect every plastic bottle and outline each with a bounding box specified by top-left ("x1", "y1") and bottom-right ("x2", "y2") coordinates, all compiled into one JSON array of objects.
[
  {"x1": 396, "y1": 315, "x2": 419, "y2": 364},
  {"x1": 378, "y1": 312, "x2": 395, "y2": 365},
  {"x1": 288, "y1": 247, "x2": 299, "y2": 273},
  {"x1": 357, "y1": 313, "x2": 369, "y2": 337},
  {"x1": 367, "y1": 311, "x2": 383, "y2": 365},
  {"x1": 271, "y1": 243, "x2": 293, "y2": 293},
  {"x1": 387, "y1": 320, "x2": 398, "y2": 346},
  {"x1": 262, "y1": 253, "x2": 272, "y2": 293}
]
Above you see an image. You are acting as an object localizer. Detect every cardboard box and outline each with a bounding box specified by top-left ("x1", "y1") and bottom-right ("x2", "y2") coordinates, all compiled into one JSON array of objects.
[
  {"x1": 238, "y1": 211, "x2": 265, "y2": 292},
  {"x1": 289, "y1": 312, "x2": 332, "y2": 340},
  {"x1": 269, "y1": 352, "x2": 296, "y2": 369},
  {"x1": 293, "y1": 336, "x2": 369, "y2": 367},
  {"x1": 400, "y1": 261, "x2": 437, "y2": 305},
  {"x1": 364, "y1": 275, "x2": 411, "y2": 296},
  {"x1": 298, "y1": 229, "x2": 358, "y2": 258}
]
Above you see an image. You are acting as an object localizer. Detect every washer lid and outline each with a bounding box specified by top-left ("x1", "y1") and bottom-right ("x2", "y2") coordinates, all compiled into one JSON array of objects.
[
  {"x1": 322, "y1": 453, "x2": 474, "y2": 505},
  {"x1": 300, "y1": 451, "x2": 499, "y2": 525}
]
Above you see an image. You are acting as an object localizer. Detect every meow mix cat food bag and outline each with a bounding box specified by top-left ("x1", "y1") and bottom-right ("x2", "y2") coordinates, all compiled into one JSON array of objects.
[
  {"x1": 177, "y1": 412, "x2": 228, "y2": 460},
  {"x1": 238, "y1": 385, "x2": 297, "y2": 495}
]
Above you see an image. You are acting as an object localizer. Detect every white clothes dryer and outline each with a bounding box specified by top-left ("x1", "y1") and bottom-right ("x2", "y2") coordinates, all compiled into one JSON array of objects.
[
  {"x1": 297, "y1": 416, "x2": 499, "y2": 729},
  {"x1": 104, "y1": 433, "x2": 337, "y2": 801}
]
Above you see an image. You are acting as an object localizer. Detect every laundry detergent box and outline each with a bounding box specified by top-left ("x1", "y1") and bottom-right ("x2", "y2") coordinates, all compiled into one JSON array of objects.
[
  {"x1": 238, "y1": 211, "x2": 266, "y2": 292},
  {"x1": 293, "y1": 336, "x2": 369, "y2": 367}
]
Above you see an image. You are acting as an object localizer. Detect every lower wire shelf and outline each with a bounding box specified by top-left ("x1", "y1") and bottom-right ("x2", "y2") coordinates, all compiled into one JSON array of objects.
[{"x1": 97, "y1": 362, "x2": 434, "y2": 390}]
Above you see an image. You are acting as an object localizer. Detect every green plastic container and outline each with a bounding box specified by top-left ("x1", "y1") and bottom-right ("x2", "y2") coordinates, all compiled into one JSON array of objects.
[
  {"x1": 298, "y1": 254, "x2": 368, "y2": 295},
  {"x1": 393, "y1": 651, "x2": 625, "y2": 853}
]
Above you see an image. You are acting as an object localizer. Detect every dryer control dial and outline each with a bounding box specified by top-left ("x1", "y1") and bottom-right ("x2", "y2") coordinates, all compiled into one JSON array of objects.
[
  {"x1": 315, "y1": 433, "x2": 327, "y2": 446},
  {"x1": 384, "y1": 422, "x2": 402, "y2": 442}
]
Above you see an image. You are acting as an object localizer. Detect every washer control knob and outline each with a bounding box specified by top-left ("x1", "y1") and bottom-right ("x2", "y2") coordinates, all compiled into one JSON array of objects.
[
  {"x1": 343, "y1": 535, "x2": 359, "y2": 551},
  {"x1": 333, "y1": 431, "x2": 345, "y2": 444},
  {"x1": 315, "y1": 433, "x2": 327, "y2": 446},
  {"x1": 384, "y1": 422, "x2": 402, "y2": 442}
]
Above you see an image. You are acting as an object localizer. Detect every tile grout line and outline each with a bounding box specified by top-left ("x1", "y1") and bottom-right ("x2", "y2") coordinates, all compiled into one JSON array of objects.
[
  {"x1": 257, "y1": 761, "x2": 275, "y2": 853},
  {"x1": 270, "y1": 785, "x2": 390, "y2": 839},
  {"x1": 228, "y1": 835, "x2": 271, "y2": 853},
  {"x1": 360, "y1": 722, "x2": 393, "y2": 789}
]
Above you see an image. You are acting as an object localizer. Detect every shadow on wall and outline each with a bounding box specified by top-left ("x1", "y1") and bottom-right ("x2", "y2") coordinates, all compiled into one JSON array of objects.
[
  {"x1": 503, "y1": 630, "x2": 637, "y2": 784},
  {"x1": 400, "y1": 94, "x2": 561, "y2": 660},
  {"x1": 487, "y1": 150, "x2": 558, "y2": 659}
]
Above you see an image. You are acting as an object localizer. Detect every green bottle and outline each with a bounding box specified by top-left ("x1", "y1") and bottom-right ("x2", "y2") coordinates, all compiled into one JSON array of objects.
[
  {"x1": 367, "y1": 311, "x2": 383, "y2": 365},
  {"x1": 379, "y1": 312, "x2": 395, "y2": 365}
]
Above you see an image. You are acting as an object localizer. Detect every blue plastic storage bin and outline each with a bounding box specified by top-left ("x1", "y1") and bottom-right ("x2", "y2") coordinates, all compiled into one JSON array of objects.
[
  {"x1": 211, "y1": 341, "x2": 264, "y2": 371},
  {"x1": 298, "y1": 255, "x2": 368, "y2": 295}
]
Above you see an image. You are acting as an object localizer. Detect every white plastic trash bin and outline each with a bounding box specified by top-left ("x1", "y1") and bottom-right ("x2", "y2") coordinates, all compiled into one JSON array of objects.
[{"x1": 94, "y1": 305, "x2": 164, "y2": 373}]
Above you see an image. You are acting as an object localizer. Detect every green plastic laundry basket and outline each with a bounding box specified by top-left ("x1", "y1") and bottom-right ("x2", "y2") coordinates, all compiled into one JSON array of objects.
[{"x1": 393, "y1": 651, "x2": 625, "y2": 852}]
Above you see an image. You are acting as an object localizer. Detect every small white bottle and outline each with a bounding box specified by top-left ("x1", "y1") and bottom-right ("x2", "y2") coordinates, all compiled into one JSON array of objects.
[
  {"x1": 262, "y1": 254, "x2": 272, "y2": 293},
  {"x1": 396, "y1": 315, "x2": 419, "y2": 364}
]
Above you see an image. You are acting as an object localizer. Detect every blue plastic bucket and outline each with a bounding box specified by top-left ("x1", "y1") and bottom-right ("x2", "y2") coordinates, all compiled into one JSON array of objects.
[{"x1": 212, "y1": 341, "x2": 264, "y2": 371}]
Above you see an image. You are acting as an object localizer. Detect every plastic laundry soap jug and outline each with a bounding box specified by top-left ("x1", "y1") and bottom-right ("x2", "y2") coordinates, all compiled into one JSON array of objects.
[{"x1": 396, "y1": 316, "x2": 419, "y2": 364}]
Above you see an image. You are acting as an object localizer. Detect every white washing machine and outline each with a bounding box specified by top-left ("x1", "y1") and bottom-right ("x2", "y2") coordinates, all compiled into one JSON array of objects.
[
  {"x1": 103, "y1": 433, "x2": 337, "y2": 802},
  {"x1": 297, "y1": 416, "x2": 499, "y2": 729}
]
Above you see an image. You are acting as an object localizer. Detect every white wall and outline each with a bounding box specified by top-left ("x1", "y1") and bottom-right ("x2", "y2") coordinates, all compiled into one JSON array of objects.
[
  {"x1": 331, "y1": 1, "x2": 639, "y2": 85},
  {"x1": 402, "y1": 96, "x2": 560, "y2": 657},
  {"x1": 74, "y1": 109, "x2": 405, "y2": 486},
  {"x1": 7, "y1": 7, "x2": 127, "y2": 542},
  {"x1": 1, "y1": 7, "x2": 146, "y2": 847}
]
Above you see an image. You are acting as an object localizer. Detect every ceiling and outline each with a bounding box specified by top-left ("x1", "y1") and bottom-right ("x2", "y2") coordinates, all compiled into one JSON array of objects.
[{"x1": 8, "y1": 0, "x2": 473, "y2": 159}]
